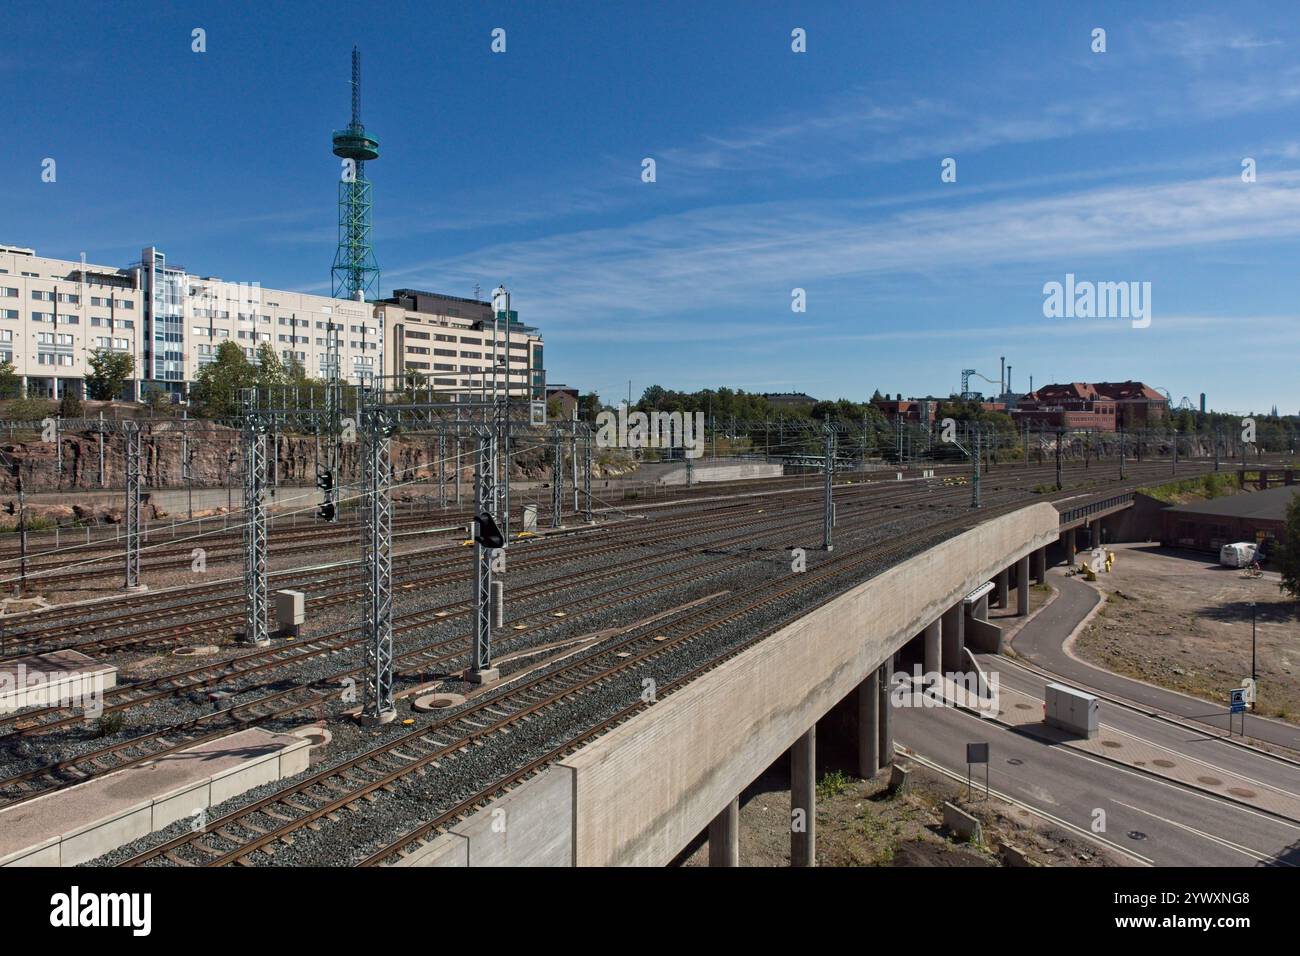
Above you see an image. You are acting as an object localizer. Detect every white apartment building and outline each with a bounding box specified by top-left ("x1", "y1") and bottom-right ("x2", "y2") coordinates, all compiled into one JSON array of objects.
[
  {"x1": 0, "y1": 245, "x2": 532, "y2": 402},
  {"x1": 0, "y1": 244, "x2": 145, "y2": 400},
  {"x1": 378, "y1": 289, "x2": 545, "y2": 400}
]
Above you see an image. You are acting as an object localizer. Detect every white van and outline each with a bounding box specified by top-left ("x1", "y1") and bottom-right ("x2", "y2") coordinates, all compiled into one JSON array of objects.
[{"x1": 1219, "y1": 542, "x2": 1257, "y2": 568}]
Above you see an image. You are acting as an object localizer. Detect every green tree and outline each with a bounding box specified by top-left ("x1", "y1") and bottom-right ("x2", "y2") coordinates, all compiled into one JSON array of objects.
[
  {"x1": 58, "y1": 390, "x2": 83, "y2": 418},
  {"x1": 578, "y1": 392, "x2": 602, "y2": 422},
  {"x1": 1280, "y1": 494, "x2": 1300, "y2": 601},
  {"x1": 255, "y1": 343, "x2": 287, "y2": 387},
  {"x1": 191, "y1": 341, "x2": 256, "y2": 418},
  {"x1": 85, "y1": 348, "x2": 135, "y2": 400},
  {"x1": 285, "y1": 354, "x2": 310, "y2": 384},
  {"x1": 0, "y1": 360, "x2": 21, "y2": 400},
  {"x1": 142, "y1": 385, "x2": 171, "y2": 414}
]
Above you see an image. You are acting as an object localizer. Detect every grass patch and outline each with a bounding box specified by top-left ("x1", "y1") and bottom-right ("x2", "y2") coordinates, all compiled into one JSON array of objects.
[
  {"x1": 1139, "y1": 472, "x2": 1236, "y2": 503},
  {"x1": 93, "y1": 712, "x2": 125, "y2": 737},
  {"x1": 817, "y1": 769, "x2": 854, "y2": 801}
]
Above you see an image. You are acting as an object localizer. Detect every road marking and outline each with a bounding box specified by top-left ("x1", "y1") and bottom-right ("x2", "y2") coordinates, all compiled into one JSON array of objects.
[
  {"x1": 896, "y1": 746, "x2": 1153, "y2": 865},
  {"x1": 1112, "y1": 799, "x2": 1294, "y2": 867},
  {"x1": 990, "y1": 660, "x2": 1300, "y2": 800},
  {"x1": 991, "y1": 652, "x2": 1300, "y2": 772}
]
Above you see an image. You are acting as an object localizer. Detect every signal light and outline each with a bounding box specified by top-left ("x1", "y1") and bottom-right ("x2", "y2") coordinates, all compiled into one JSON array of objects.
[
  {"x1": 317, "y1": 503, "x2": 336, "y2": 522},
  {"x1": 474, "y1": 512, "x2": 504, "y2": 549},
  {"x1": 316, "y1": 470, "x2": 334, "y2": 492}
]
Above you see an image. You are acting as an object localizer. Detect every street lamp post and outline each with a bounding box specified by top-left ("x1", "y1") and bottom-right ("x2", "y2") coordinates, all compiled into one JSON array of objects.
[{"x1": 1250, "y1": 600, "x2": 1257, "y2": 712}]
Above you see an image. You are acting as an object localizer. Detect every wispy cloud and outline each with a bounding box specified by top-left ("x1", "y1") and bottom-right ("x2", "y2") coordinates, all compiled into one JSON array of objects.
[{"x1": 388, "y1": 171, "x2": 1300, "y2": 327}]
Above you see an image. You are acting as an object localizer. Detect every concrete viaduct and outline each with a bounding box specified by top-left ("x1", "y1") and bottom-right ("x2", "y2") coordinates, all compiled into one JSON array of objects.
[{"x1": 394, "y1": 498, "x2": 1123, "y2": 867}]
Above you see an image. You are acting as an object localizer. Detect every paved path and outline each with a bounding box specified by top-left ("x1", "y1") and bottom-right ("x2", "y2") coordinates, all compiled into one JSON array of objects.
[{"x1": 1009, "y1": 569, "x2": 1300, "y2": 753}]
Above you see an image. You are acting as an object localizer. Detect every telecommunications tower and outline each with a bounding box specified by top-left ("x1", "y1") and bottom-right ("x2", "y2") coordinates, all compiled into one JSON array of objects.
[{"x1": 331, "y1": 45, "x2": 380, "y2": 300}]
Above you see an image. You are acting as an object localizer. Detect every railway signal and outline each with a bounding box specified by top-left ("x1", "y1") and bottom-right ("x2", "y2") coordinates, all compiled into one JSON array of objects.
[{"x1": 316, "y1": 468, "x2": 337, "y2": 523}]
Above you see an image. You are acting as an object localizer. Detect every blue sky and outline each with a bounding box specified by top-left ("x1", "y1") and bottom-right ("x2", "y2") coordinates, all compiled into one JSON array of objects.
[{"x1": 3, "y1": 1, "x2": 1298, "y2": 414}]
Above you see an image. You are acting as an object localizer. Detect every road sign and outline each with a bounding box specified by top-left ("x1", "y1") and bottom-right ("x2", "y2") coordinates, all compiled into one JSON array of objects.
[
  {"x1": 1229, "y1": 687, "x2": 1247, "y2": 716},
  {"x1": 965, "y1": 742, "x2": 990, "y2": 800}
]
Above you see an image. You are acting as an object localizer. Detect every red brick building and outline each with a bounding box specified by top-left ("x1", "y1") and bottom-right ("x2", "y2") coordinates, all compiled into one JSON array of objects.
[
  {"x1": 1092, "y1": 381, "x2": 1169, "y2": 427},
  {"x1": 1012, "y1": 382, "x2": 1118, "y2": 431}
]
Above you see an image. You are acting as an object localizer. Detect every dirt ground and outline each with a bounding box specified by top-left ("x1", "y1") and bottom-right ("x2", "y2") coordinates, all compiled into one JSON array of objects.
[
  {"x1": 1072, "y1": 543, "x2": 1300, "y2": 723},
  {"x1": 677, "y1": 760, "x2": 1124, "y2": 867}
]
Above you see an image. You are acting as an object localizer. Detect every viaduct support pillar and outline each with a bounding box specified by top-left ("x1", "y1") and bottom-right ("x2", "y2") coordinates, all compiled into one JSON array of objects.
[
  {"x1": 1064, "y1": 528, "x2": 1077, "y2": 566},
  {"x1": 877, "y1": 659, "x2": 893, "y2": 769},
  {"x1": 790, "y1": 728, "x2": 816, "y2": 867},
  {"x1": 995, "y1": 567, "x2": 1010, "y2": 609},
  {"x1": 708, "y1": 797, "x2": 740, "y2": 867},
  {"x1": 858, "y1": 670, "x2": 879, "y2": 778},
  {"x1": 1089, "y1": 519, "x2": 1101, "y2": 548},
  {"x1": 923, "y1": 619, "x2": 942, "y2": 675},
  {"x1": 1017, "y1": 555, "x2": 1030, "y2": 617},
  {"x1": 941, "y1": 603, "x2": 965, "y2": 673},
  {"x1": 1033, "y1": 547, "x2": 1047, "y2": 584}
]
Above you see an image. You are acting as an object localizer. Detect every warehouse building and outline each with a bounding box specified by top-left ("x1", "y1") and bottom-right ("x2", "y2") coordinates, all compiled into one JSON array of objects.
[{"x1": 1161, "y1": 486, "x2": 1299, "y2": 555}]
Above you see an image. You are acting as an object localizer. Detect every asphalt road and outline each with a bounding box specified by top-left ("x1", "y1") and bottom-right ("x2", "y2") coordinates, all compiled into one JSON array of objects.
[
  {"x1": 893, "y1": 565, "x2": 1300, "y2": 867},
  {"x1": 1010, "y1": 569, "x2": 1300, "y2": 752},
  {"x1": 894, "y1": 699, "x2": 1300, "y2": 866}
]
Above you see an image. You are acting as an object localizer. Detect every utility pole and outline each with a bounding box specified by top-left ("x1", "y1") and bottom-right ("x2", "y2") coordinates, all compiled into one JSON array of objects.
[
  {"x1": 241, "y1": 409, "x2": 269, "y2": 646},
  {"x1": 1172, "y1": 428, "x2": 1178, "y2": 475},
  {"x1": 492, "y1": 286, "x2": 510, "y2": 544},
  {"x1": 551, "y1": 426, "x2": 563, "y2": 529},
  {"x1": 583, "y1": 428, "x2": 593, "y2": 522},
  {"x1": 971, "y1": 428, "x2": 982, "y2": 508},
  {"x1": 571, "y1": 420, "x2": 579, "y2": 513},
  {"x1": 1055, "y1": 429, "x2": 1063, "y2": 490},
  {"x1": 360, "y1": 398, "x2": 395, "y2": 722},
  {"x1": 124, "y1": 424, "x2": 143, "y2": 591},
  {"x1": 182, "y1": 408, "x2": 193, "y2": 520},
  {"x1": 98, "y1": 411, "x2": 106, "y2": 488},
  {"x1": 16, "y1": 460, "x2": 27, "y2": 596},
  {"x1": 1119, "y1": 423, "x2": 1127, "y2": 480},
  {"x1": 438, "y1": 430, "x2": 446, "y2": 509},
  {"x1": 469, "y1": 430, "x2": 500, "y2": 684},
  {"x1": 823, "y1": 425, "x2": 835, "y2": 551},
  {"x1": 1250, "y1": 601, "x2": 1258, "y2": 712}
]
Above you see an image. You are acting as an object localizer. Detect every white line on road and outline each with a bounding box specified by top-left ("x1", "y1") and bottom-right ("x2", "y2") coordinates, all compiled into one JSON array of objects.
[
  {"x1": 896, "y1": 746, "x2": 1154, "y2": 866},
  {"x1": 1111, "y1": 799, "x2": 1294, "y2": 867}
]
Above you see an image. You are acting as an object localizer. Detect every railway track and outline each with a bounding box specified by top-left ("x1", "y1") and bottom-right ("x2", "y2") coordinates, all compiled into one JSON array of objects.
[
  {"x1": 118, "y1": 482, "x2": 1031, "y2": 867},
  {"x1": 0, "y1": 458, "x2": 1238, "y2": 831}
]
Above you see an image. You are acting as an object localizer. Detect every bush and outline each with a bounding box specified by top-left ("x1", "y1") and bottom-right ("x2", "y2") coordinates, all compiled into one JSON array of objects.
[
  {"x1": 93, "y1": 712, "x2": 126, "y2": 737},
  {"x1": 5, "y1": 397, "x2": 56, "y2": 422},
  {"x1": 58, "y1": 391, "x2": 83, "y2": 418}
]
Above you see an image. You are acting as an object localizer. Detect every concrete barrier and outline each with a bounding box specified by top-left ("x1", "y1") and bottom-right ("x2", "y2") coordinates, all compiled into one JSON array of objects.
[
  {"x1": 393, "y1": 766, "x2": 573, "y2": 867},
  {"x1": 0, "y1": 728, "x2": 309, "y2": 867},
  {"x1": 393, "y1": 503, "x2": 1058, "y2": 866},
  {"x1": 657, "y1": 461, "x2": 783, "y2": 485},
  {"x1": 562, "y1": 503, "x2": 1057, "y2": 866},
  {"x1": 942, "y1": 802, "x2": 983, "y2": 844}
]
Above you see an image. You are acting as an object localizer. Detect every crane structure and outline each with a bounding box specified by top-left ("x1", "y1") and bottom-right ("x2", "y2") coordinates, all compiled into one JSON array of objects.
[
  {"x1": 331, "y1": 46, "x2": 381, "y2": 301},
  {"x1": 960, "y1": 368, "x2": 1001, "y2": 401}
]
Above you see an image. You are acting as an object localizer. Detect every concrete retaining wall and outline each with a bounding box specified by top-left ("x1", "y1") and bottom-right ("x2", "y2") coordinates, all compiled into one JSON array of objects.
[
  {"x1": 395, "y1": 502, "x2": 1059, "y2": 867},
  {"x1": 657, "y1": 462, "x2": 784, "y2": 485}
]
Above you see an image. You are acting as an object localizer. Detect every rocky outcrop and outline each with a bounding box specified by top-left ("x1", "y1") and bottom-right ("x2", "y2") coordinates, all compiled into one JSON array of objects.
[{"x1": 0, "y1": 423, "x2": 565, "y2": 494}]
